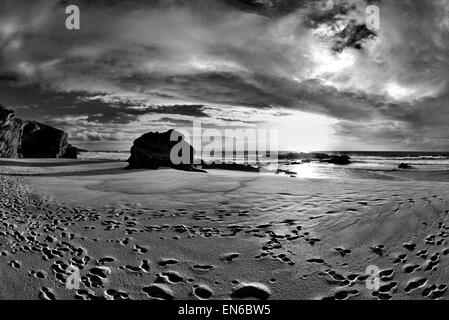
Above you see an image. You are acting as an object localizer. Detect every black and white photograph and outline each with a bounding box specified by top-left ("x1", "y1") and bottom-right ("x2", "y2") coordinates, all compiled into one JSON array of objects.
[{"x1": 1, "y1": 0, "x2": 449, "y2": 310}]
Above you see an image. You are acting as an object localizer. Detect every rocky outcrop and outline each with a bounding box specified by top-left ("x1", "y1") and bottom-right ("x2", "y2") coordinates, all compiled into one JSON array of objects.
[
  {"x1": 279, "y1": 152, "x2": 351, "y2": 165},
  {"x1": 320, "y1": 154, "x2": 351, "y2": 165},
  {"x1": 279, "y1": 152, "x2": 349, "y2": 162},
  {"x1": 127, "y1": 130, "x2": 201, "y2": 171},
  {"x1": 398, "y1": 163, "x2": 412, "y2": 169},
  {"x1": 128, "y1": 130, "x2": 263, "y2": 172},
  {"x1": 0, "y1": 104, "x2": 77, "y2": 159},
  {"x1": 201, "y1": 161, "x2": 260, "y2": 172}
]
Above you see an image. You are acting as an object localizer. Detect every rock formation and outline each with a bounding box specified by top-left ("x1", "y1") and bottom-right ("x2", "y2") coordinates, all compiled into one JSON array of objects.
[
  {"x1": 398, "y1": 162, "x2": 412, "y2": 169},
  {"x1": 201, "y1": 161, "x2": 260, "y2": 172},
  {"x1": 320, "y1": 154, "x2": 351, "y2": 165},
  {"x1": 128, "y1": 129, "x2": 269, "y2": 172},
  {"x1": 0, "y1": 104, "x2": 77, "y2": 159},
  {"x1": 127, "y1": 129, "x2": 200, "y2": 171}
]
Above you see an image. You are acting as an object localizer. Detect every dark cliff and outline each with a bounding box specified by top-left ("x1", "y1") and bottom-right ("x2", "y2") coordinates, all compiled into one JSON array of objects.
[{"x1": 0, "y1": 104, "x2": 77, "y2": 159}]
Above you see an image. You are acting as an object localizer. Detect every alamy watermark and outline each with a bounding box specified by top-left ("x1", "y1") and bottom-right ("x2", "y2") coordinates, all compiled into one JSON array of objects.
[
  {"x1": 366, "y1": 5, "x2": 380, "y2": 31},
  {"x1": 169, "y1": 122, "x2": 279, "y2": 169},
  {"x1": 365, "y1": 264, "x2": 381, "y2": 291},
  {"x1": 65, "y1": 265, "x2": 81, "y2": 290},
  {"x1": 64, "y1": 3, "x2": 380, "y2": 31},
  {"x1": 313, "y1": 1, "x2": 380, "y2": 31},
  {"x1": 65, "y1": 5, "x2": 80, "y2": 30}
]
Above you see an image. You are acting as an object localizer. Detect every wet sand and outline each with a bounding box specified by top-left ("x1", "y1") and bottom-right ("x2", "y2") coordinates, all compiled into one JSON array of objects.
[{"x1": 1, "y1": 159, "x2": 449, "y2": 300}]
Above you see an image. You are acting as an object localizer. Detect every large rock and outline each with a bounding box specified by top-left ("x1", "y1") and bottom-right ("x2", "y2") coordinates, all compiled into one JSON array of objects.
[
  {"x1": 0, "y1": 104, "x2": 77, "y2": 159},
  {"x1": 127, "y1": 129, "x2": 199, "y2": 170},
  {"x1": 320, "y1": 154, "x2": 351, "y2": 165},
  {"x1": 279, "y1": 152, "x2": 335, "y2": 161},
  {"x1": 398, "y1": 163, "x2": 412, "y2": 169}
]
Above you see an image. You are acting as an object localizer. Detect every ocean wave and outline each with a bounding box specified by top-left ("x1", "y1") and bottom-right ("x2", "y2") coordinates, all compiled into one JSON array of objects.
[{"x1": 79, "y1": 151, "x2": 130, "y2": 161}]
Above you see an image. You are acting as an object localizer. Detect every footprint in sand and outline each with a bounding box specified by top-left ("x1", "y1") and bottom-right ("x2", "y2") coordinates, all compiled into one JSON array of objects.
[
  {"x1": 370, "y1": 244, "x2": 385, "y2": 257},
  {"x1": 45, "y1": 235, "x2": 56, "y2": 243},
  {"x1": 75, "y1": 289, "x2": 98, "y2": 300},
  {"x1": 231, "y1": 282, "x2": 271, "y2": 300},
  {"x1": 142, "y1": 284, "x2": 174, "y2": 300},
  {"x1": 133, "y1": 244, "x2": 148, "y2": 254},
  {"x1": 323, "y1": 289, "x2": 359, "y2": 300},
  {"x1": 158, "y1": 258, "x2": 178, "y2": 267},
  {"x1": 379, "y1": 269, "x2": 395, "y2": 281},
  {"x1": 9, "y1": 260, "x2": 21, "y2": 269},
  {"x1": 305, "y1": 237, "x2": 321, "y2": 246},
  {"x1": 321, "y1": 270, "x2": 350, "y2": 287},
  {"x1": 141, "y1": 260, "x2": 151, "y2": 273},
  {"x1": 82, "y1": 267, "x2": 111, "y2": 288},
  {"x1": 104, "y1": 289, "x2": 130, "y2": 300},
  {"x1": 29, "y1": 269, "x2": 47, "y2": 279},
  {"x1": 416, "y1": 250, "x2": 428, "y2": 259},
  {"x1": 192, "y1": 284, "x2": 213, "y2": 300},
  {"x1": 124, "y1": 228, "x2": 142, "y2": 235},
  {"x1": 403, "y1": 264, "x2": 421, "y2": 274},
  {"x1": 375, "y1": 281, "x2": 398, "y2": 296},
  {"x1": 422, "y1": 284, "x2": 447, "y2": 299},
  {"x1": 39, "y1": 287, "x2": 56, "y2": 300},
  {"x1": 423, "y1": 253, "x2": 440, "y2": 271},
  {"x1": 405, "y1": 278, "x2": 427, "y2": 293},
  {"x1": 220, "y1": 252, "x2": 240, "y2": 262},
  {"x1": 50, "y1": 260, "x2": 72, "y2": 285},
  {"x1": 120, "y1": 260, "x2": 150, "y2": 273},
  {"x1": 89, "y1": 266, "x2": 110, "y2": 279},
  {"x1": 118, "y1": 238, "x2": 131, "y2": 246},
  {"x1": 192, "y1": 264, "x2": 214, "y2": 272},
  {"x1": 335, "y1": 247, "x2": 351, "y2": 257},
  {"x1": 424, "y1": 235, "x2": 436, "y2": 246},
  {"x1": 403, "y1": 242, "x2": 417, "y2": 251},
  {"x1": 274, "y1": 253, "x2": 295, "y2": 265},
  {"x1": 156, "y1": 271, "x2": 184, "y2": 284},
  {"x1": 121, "y1": 265, "x2": 142, "y2": 273},
  {"x1": 306, "y1": 258, "x2": 326, "y2": 264},
  {"x1": 71, "y1": 256, "x2": 91, "y2": 270},
  {"x1": 393, "y1": 253, "x2": 407, "y2": 264},
  {"x1": 346, "y1": 274, "x2": 359, "y2": 282},
  {"x1": 96, "y1": 256, "x2": 116, "y2": 265}
]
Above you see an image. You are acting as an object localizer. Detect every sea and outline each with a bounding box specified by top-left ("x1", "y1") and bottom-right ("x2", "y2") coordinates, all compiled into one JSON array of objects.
[
  {"x1": 79, "y1": 151, "x2": 131, "y2": 161},
  {"x1": 322, "y1": 151, "x2": 449, "y2": 171},
  {"x1": 276, "y1": 151, "x2": 449, "y2": 180},
  {"x1": 79, "y1": 151, "x2": 449, "y2": 180}
]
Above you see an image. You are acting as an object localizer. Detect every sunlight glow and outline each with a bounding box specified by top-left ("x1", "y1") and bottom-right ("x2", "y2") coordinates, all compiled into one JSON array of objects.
[
  {"x1": 385, "y1": 81, "x2": 445, "y2": 102},
  {"x1": 386, "y1": 82, "x2": 415, "y2": 100},
  {"x1": 268, "y1": 110, "x2": 338, "y2": 151},
  {"x1": 312, "y1": 46, "x2": 355, "y2": 75}
]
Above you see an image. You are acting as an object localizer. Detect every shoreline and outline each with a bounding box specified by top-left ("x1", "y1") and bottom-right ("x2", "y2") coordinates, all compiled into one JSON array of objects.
[
  {"x1": 1, "y1": 159, "x2": 449, "y2": 299},
  {"x1": 2, "y1": 158, "x2": 449, "y2": 183}
]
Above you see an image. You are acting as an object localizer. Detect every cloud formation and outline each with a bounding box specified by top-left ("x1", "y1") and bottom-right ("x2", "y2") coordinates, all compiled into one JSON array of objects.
[{"x1": 1, "y1": 0, "x2": 449, "y2": 150}]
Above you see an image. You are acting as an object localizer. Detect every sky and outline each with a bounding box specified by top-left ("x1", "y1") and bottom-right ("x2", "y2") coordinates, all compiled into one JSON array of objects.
[{"x1": 1, "y1": 0, "x2": 449, "y2": 151}]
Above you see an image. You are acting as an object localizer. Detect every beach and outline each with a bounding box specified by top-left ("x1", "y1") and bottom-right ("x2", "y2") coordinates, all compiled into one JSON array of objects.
[{"x1": 0, "y1": 159, "x2": 449, "y2": 300}]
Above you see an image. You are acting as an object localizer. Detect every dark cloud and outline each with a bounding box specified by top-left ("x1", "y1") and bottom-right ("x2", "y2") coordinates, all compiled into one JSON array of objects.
[
  {"x1": 333, "y1": 120, "x2": 449, "y2": 150},
  {"x1": 1, "y1": 0, "x2": 449, "y2": 150},
  {"x1": 224, "y1": 0, "x2": 307, "y2": 17},
  {"x1": 331, "y1": 23, "x2": 376, "y2": 52},
  {"x1": 148, "y1": 105, "x2": 209, "y2": 117}
]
